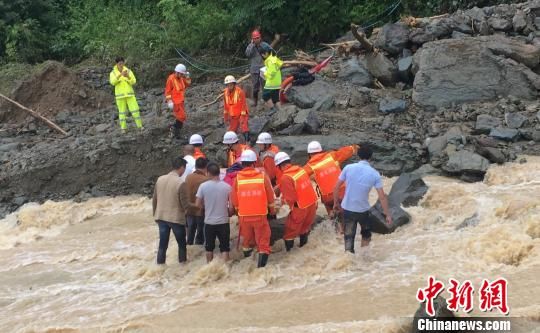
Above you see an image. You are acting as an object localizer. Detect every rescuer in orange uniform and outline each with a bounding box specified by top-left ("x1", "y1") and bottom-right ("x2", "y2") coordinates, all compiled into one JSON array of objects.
[
  {"x1": 275, "y1": 152, "x2": 318, "y2": 251},
  {"x1": 189, "y1": 134, "x2": 206, "y2": 160},
  {"x1": 223, "y1": 131, "x2": 253, "y2": 168},
  {"x1": 165, "y1": 63, "x2": 191, "y2": 139},
  {"x1": 256, "y1": 132, "x2": 281, "y2": 186},
  {"x1": 223, "y1": 75, "x2": 250, "y2": 143},
  {"x1": 230, "y1": 150, "x2": 276, "y2": 268},
  {"x1": 304, "y1": 141, "x2": 358, "y2": 223}
]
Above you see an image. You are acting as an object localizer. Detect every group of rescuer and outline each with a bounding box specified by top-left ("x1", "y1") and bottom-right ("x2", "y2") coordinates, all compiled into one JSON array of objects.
[
  {"x1": 153, "y1": 128, "x2": 393, "y2": 268},
  {"x1": 111, "y1": 29, "x2": 393, "y2": 268}
]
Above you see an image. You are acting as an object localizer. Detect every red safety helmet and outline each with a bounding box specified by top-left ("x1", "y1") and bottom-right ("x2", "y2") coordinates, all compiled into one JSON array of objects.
[{"x1": 251, "y1": 30, "x2": 261, "y2": 39}]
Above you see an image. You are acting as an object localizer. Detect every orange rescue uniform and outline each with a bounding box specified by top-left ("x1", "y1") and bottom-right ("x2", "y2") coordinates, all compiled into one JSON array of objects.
[
  {"x1": 227, "y1": 144, "x2": 253, "y2": 168},
  {"x1": 304, "y1": 145, "x2": 358, "y2": 211},
  {"x1": 231, "y1": 167, "x2": 275, "y2": 254},
  {"x1": 224, "y1": 86, "x2": 249, "y2": 133},
  {"x1": 279, "y1": 165, "x2": 318, "y2": 240},
  {"x1": 165, "y1": 74, "x2": 191, "y2": 122},
  {"x1": 259, "y1": 144, "x2": 281, "y2": 186},
  {"x1": 193, "y1": 147, "x2": 206, "y2": 160}
]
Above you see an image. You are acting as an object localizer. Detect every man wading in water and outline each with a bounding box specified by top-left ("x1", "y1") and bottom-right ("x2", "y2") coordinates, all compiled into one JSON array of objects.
[{"x1": 333, "y1": 145, "x2": 392, "y2": 252}]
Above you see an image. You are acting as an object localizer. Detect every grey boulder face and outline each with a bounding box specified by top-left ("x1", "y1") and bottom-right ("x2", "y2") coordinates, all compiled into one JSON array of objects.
[
  {"x1": 379, "y1": 98, "x2": 408, "y2": 114},
  {"x1": 475, "y1": 114, "x2": 501, "y2": 133},
  {"x1": 287, "y1": 80, "x2": 336, "y2": 110},
  {"x1": 375, "y1": 23, "x2": 410, "y2": 55},
  {"x1": 444, "y1": 150, "x2": 490, "y2": 174},
  {"x1": 504, "y1": 112, "x2": 528, "y2": 129},
  {"x1": 412, "y1": 35, "x2": 540, "y2": 108},
  {"x1": 489, "y1": 127, "x2": 520, "y2": 141},
  {"x1": 338, "y1": 58, "x2": 373, "y2": 86},
  {"x1": 368, "y1": 173, "x2": 428, "y2": 234}
]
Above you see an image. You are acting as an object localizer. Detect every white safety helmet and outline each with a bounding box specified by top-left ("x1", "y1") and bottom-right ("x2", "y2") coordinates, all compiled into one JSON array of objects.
[
  {"x1": 256, "y1": 132, "x2": 272, "y2": 144},
  {"x1": 274, "y1": 152, "x2": 291, "y2": 166},
  {"x1": 307, "y1": 141, "x2": 323, "y2": 153},
  {"x1": 224, "y1": 75, "x2": 236, "y2": 84},
  {"x1": 240, "y1": 149, "x2": 257, "y2": 162},
  {"x1": 175, "y1": 63, "x2": 187, "y2": 74},
  {"x1": 189, "y1": 134, "x2": 203, "y2": 145},
  {"x1": 222, "y1": 131, "x2": 239, "y2": 144}
]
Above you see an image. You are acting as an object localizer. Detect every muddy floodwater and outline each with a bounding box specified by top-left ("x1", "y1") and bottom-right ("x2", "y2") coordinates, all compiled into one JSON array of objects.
[{"x1": 1, "y1": 158, "x2": 539, "y2": 332}]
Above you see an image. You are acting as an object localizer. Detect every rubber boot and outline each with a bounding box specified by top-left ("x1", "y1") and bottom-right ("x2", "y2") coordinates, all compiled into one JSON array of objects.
[
  {"x1": 178, "y1": 247, "x2": 187, "y2": 263},
  {"x1": 243, "y1": 132, "x2": 250, "y2": 144},
  {"x1": 253, "y1": 91, "x2": 258, "y2": 107},
  {"x1": 284, "y1": 239, "x2": 294, "y2": 252},
  {"x1": 243, "y1": 249, "x2": 254, "y2": 258},
  {"x1": 299, "y1": 234, "x2": 309, "y2": 247},
  {"x1": 257, "y1": 253, "x2": 269, "y2": 268},
  {"x1": 157, "y1": 249, "x2": 166, "y2": 264}
]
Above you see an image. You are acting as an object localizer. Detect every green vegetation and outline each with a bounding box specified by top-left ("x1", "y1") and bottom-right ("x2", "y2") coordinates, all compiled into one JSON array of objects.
[{"x1": 0, "y1": 0, "x2": 522, "y2": 66}]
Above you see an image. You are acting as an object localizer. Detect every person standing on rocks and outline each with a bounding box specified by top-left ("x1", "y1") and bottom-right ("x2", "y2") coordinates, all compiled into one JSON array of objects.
[
  {"x1": 260, "y1": 44, "x2": 283, "y2": 115},
  {"x1": 230, "y1": 150, "x2": 276, "y2": 267},
  {"x1": 245, "y1": 30, "x2": 280, "y2": 107},
  {"x1": 333, "y1": 145, "x2": 392, "y2": 252},
  {"x1": 195, "y1": 162, "x2": 233, "y2": 262},
  {"x1": 189, "y1": 134, "x2": 206, "y2": 160},
  {"x1": 274, "y1": 152, "x2": 318, "y2": 251},
  {"x1": 109, "y1": 57, "x2": 143, "y2": 133},
  {"x1": 165, "y1": 64, "x2": 191, "y2": 139},
  {"x1": 152, "y1": 157, "x2": 188, "y2": 264},
  {"x1": 256, "y1": 132, "x2": 281, "y2": 187},
  {"x1": 223, "y1": 131, "x2": 254, "y2": 168},
  {"x1": 223, "y1": 75, "x2": 250, "y2": 142},
  {"x1": 184, "y1": 157, "x2": 210, "y2": 245},
  {"x1": 304, "y1": 141, "x2": 358, "y2": 231}
]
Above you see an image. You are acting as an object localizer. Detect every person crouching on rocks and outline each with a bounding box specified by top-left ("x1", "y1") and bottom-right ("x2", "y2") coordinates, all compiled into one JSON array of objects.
[{"x1": 165, "y1": 64, "x2": 191, "y2": 139}]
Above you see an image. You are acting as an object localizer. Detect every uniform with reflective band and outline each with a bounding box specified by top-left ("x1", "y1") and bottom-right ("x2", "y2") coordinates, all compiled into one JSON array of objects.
[
  {"x1": 193, "y1": 147, "x2": 206, "y2": 160},
  {"x1": 227, "y1": 144, "x2": 251, "y2": 167},
  {"x1": 306, "y1": 153, "x2": 341, "y2": 196},
  {"x1": 236, "y1": 172, "x2": 268, "y2": 216},
  {"x1": 282, "y1": 165, "x2": 318, "y2": 208},
  {"x1": 260, "y1": 144, "x2": 281, "y2": 184},
  {"x1": 165, "y1": 74, "x2": 190, "y2": 122},
  {"x1": 109, "y1": 65, "x2": 142, "y2": 130},
  {"x1": 223, "y1": 86, "x2": 248, "y2": 118}
]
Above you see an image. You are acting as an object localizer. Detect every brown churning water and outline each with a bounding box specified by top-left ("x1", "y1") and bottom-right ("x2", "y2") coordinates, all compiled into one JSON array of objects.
[{"x1": 1, "y1": 157, "x2": 539, "y2": 332}]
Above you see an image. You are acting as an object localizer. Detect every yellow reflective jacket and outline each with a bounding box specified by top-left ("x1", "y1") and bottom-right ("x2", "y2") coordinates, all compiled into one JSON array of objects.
[
  {"x1": 109, "y1": 65, "x2": 137, "y2": 99},
  {"x1": 264, "y1": 54, "x2": 283, "y2": 90}
]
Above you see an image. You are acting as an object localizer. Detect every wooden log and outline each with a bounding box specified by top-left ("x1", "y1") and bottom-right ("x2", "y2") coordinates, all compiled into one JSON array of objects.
[
  {"x1": 350, "y1": 23, "x2": 374, "y2": 53},
  {"x1": 0, "y1": 93, "x2": 68, "y2": 136}
]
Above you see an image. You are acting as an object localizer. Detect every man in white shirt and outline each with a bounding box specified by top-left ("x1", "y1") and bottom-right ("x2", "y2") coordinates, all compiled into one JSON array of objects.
[
  {"x1": 181, "y1": 145, "x2": 196, "y2": 181},
  {"x1": 333, "y1": 145, "x2": 392, "y2": 253}
]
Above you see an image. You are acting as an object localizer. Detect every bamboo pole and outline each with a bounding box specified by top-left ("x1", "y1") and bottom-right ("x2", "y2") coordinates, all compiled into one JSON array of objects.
[
  {"x1": 0, "y1": 93, "x2": 68, "y2": 136},
  {"x1": 197, "y1": 73, "x2": 251, "y2": 108}
]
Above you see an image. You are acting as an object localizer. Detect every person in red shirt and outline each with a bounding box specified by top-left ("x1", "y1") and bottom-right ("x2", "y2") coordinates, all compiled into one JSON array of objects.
[
  {"x1": 275, "y1": 152, "x2": 318, "y2": 251},
  {"x1": 165, "y1": 64, "x2": 191, "y2": 139},
  {"x1": 189, "y1": 134, "x2": 206, "y2": 160},
  {"x1": 223, "y1": 75, "x2": 250, "y2": 143},
  {"x1": 304, "y1": 141, "x2": 358, "y2": 231},
  {"x1": 256, "y1": 132, "x2": 281, "y2": 186},
  {"x1": 230, "y1": 150, "x2": 276, "y2": 268}
]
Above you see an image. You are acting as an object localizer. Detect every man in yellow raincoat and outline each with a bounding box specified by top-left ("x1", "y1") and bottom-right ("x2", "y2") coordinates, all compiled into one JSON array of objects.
[{"x1": 109, "y1": 57, "x2": 143, "y2": 132}]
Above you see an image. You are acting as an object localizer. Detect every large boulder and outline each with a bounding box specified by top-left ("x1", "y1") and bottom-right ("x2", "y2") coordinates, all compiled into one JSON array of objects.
[
  {"x1": 475, "y1": 114, "x2": 501, "y2": 133},
  {"x1": 504, "y1": 112, "x2": 528, "y2": 129},
  {"x1": 398, "y1": 56, "x2": 414, "y2": 82},
  {"x1": 489, "y1": 127, "x2": 520, "y2": 141},
  {"x1": 375, "y1": 23, "x2": 410, "y2": 55},
  {"x1": 363, "y1": 53, "x2": 398, "y2": 87},
  {"x1": 287, "y1": 80, "x2": 336, "y2": 109},
  {"x1": 269, "y1": 105, "x2": 297, "y2": 130},
  {"x1": 443, "y1": 150, "x2": 490, "y2": 174},
  {"x1": 338, "y1": 58, "x2": 372, "y2": 86},
  {"x1": 412, "y1": 36, "x2": 540, "y2": 108},
  {"x1": 379, "y1": 98, "x2": 408, "y2": 114},
  {"x1": 368, "y1": 173, "x2": 428, "y2": 234},
  {"x1": 293, "y1": 109, "x2": 321, "y2": 134}
]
